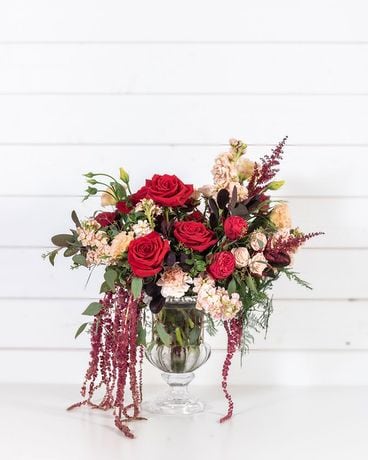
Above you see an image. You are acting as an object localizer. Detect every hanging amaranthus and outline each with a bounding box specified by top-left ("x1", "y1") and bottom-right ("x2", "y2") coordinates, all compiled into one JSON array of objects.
[{"x1": 67, "y1": 288, "x2": 145, "y2": 439}]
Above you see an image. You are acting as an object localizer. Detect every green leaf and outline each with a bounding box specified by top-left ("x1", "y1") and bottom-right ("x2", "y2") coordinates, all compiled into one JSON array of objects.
[
  {"x1": 51, "y1": 233, "x2": 74, "y2": 247},
  {"x1": 175, "y1": 327, "x2": 184, "y2": 346},
  {"x1": 137, "y1": 321, "x2": 146, "y2": 346},
  {"x1": 131, "y1": 277, "x2": 143, "y2": 299},
  {"x1": 82, "y1": 302, "x2": 102, "y2": 316},
  {"x1": 71, "y1": 210, "x2": 81, "y2": 227},
  {"x1": 245, "y1": 275, "x2": 257, "y2": 293},
  {"x1": 227, "y1": 277, "x2": 237, "y2": 295},
  {"x1": 104, "y1": 268, "x2": 118, "y2": 290},
  {"x1": 156, "y1": 322, "x2": 172, "y2": 347},
  {"x1": 63, "y1": 246, "x2": 79, "y2": 257},
  {"x1": 48, "y1": 249, "x2": 58, "y2": 266},
  {"x1": 189, "y1": 326, "x2": 201, "y2": 345},
  {"x1": 266, "y1": 180, "x2": 285, "y2": 191},
  {"x1": 99, "y1": 281, "x2": 110, "y2": 294},
  {"x1": 75, "y1": 322, "x2": 88, "y2": 338},
  {"x1": 72, "y1": 254, "x2": 87, "y2": 266}
]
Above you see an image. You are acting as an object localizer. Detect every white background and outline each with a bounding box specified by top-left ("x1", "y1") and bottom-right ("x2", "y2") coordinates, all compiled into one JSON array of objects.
[{"x1": 1, "y1": 0, "x2": 367, "y2": 386}]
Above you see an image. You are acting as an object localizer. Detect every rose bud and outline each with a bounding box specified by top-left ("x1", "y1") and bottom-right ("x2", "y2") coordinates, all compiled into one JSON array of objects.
[{"x1": 224, "y1": 216, "x2": 248, "y2": 241}]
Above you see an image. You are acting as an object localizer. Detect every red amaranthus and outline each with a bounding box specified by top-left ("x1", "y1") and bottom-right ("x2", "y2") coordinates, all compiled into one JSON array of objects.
[{"x1": 67, "y1": 288, "x2": 145, "y2": 438}]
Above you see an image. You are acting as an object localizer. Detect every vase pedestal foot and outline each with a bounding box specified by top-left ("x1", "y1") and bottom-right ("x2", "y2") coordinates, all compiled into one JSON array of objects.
[{"x1": 142, "y1": 372, "x2": 205, "y2": 415}]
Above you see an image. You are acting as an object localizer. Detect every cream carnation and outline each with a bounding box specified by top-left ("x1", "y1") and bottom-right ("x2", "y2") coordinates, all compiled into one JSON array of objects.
[
  {"x1": 109, "y1": 231, "x2": 134, "y2": 260},
  {"x1": 270, "y1": 203, "x2": 292, "y2": 229},
  {"x1": 249, "y1": 252, "x2": 267, "y2": 276},
  {"x1": 157, "y1": 266, "x2": 193, "y2": 298},
  {"x1": 249, "y1": 231, "x2": 267, "y2": 251},
  {"x1": 231, "y1": 247, "x2": 250, "y2": 268}
]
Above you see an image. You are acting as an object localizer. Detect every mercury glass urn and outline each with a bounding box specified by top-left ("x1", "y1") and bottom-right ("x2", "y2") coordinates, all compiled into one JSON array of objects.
[{"x1": 143, "y1": 296, "x2": 211, "y2": 415}]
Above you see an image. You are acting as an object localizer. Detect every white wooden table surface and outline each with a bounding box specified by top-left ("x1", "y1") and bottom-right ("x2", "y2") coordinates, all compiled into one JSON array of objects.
[{"x1": 0, "y1": 384, "x2": 366, "y2": 460}]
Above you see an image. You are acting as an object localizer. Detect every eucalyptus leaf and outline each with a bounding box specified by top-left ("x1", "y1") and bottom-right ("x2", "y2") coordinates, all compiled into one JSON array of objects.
[
  {"x1": 131, "y1": 277, "x2": 143, "y2": 299},
  {"x1": 82, "y1": 302, "x2": 103, "y2": 316},
  {"x1": 48, "y1": 249, "x2": 58, "y2": 266},
  {"x1": 99, "y1": 281, "x2": 110, "y2": 294},
  {"x1": 75, "y1": 322, "x2": 88, "y2": 339},
  {"x1": 156, "y1": 322, "x2": 172, "y2": 346},
  {"x1": 71, "y1": 210, "x2": 81, "y2": 227},
  {"x1": 72, "y1": 254, "x2": 87, "y2": 266},
  {"x1": 104, "y1": 268, "x2": 118, "y2": 290},
  {"x1": 63, "y1": 246, "x2": 79, "y2": 257},
  {"x1": 51, "y1": 234, "x2": 74, "y2": 248}
]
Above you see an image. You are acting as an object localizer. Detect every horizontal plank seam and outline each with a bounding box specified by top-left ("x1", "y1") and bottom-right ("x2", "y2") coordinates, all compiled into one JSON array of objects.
[
  {"x1": 1, "y1": 41, "x2": 368, "y2": 45},
  {"x1": 0, "y1": 142, "x2": 367, "y2": 147},
  {"x1": 0, "y1": 92, "x2": 368, "y2": 97}
]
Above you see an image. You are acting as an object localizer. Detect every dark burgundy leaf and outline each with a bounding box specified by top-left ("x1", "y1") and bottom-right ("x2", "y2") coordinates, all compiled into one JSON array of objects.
[
  {"x1": 217, "y1": 188, "x2": 230, "y2": 209},
  {"x1": 229, "y1": 186, "x2": 238, "y2": 209},
  {"x1": 208, "y1": 198, "x2": 219, "y2": 219},
  {"x1": 209, "y1": 213, "x2": 218, "y2": 229},
  {"x1": 165, "y1": 251, "x2": 177, "y2": 266},
  {"x1": 231, "y1": 203, "x2": 249, "y2": 218},
  {"x1": 144, "y1": 282, "x2": 161, "y2": 298},
  {"x1": 150, "y1": 295, "x2": 165, "y2": 314}
]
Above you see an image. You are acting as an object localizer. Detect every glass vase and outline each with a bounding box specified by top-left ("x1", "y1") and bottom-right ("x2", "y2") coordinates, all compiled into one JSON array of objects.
[{"x1": 143, "y1": 296, "x2": 211, "y2": 415}]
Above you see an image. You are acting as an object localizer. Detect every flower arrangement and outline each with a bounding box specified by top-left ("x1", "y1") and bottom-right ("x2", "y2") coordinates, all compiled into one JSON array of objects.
[{"x1": 45, "y1": 137, "x2": 322, "y2": 438}]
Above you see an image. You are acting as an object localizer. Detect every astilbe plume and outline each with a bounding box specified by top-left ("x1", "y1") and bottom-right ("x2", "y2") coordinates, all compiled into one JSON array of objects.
[
  {"x1": 271, "y1": 231, "x2": 325, "y2": 254},
  {"x1": 67, "y1": 288, "x2": 145, "y2": 439},
  {"x1": 248, "y1": 137, "x2": 288, "y2": 197},
  {"x1": 219, "y1": 317, "x2": 243, "y2": 423}
]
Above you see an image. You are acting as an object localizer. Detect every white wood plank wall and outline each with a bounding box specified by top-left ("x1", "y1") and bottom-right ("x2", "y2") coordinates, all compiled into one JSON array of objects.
[{"x1": 0, "y1": 0, "x2": 367, "y2": 384}]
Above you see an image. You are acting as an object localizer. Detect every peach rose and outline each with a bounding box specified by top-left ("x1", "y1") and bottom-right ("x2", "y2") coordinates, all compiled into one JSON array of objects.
[
  {"x1": 231, "y1": 247, "x2": 250, "y2": 268},
  {"x1": 249, "y1": 231, "x2": 267, "y2": 251},
  {"x1": 249, "y1": 252, "x2": 267, "y2": 276}
]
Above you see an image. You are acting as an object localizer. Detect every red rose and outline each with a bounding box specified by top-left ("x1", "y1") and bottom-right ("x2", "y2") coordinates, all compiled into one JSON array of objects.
[
  {"x1": 208, "y1": 251, "x2": 235, "y2": 280},
  {"x1": 224, "y1": 216, "x2": 248, "y2": 241},
  {"x1": 116, "y1": 200, "x2": 133, "y2": 214},
  {"x1": 130, "y1": 185, "x2": 149, "y2": 206},
  {"x1": 145, "y1": 174, "x2": 194, "y2": 207},
  {"x1": 128, "y1": 231, "x2": 170, "y2": 277},
  {"x1": 95, "y1": 211, "x2": 117, "y2": 227},
  {"x1": 185, "y1": 211, "x2": 204, "y2": 222},
  {"x1": 174, "y1": 221, "x2": 217, "y2": 252}
]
